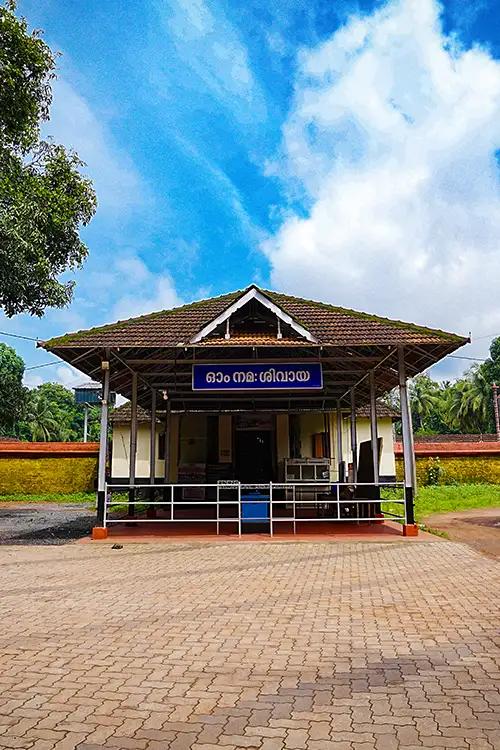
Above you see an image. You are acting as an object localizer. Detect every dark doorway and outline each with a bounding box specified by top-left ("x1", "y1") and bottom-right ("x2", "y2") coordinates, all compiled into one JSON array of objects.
[{"x1": 235, "y1": 430, "x2": 273, "y2": 483}]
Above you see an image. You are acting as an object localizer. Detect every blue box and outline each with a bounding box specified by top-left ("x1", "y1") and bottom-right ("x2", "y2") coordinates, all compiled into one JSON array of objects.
[{"x1": 241, "y1": 495, "x2": 270, "y2": 522}]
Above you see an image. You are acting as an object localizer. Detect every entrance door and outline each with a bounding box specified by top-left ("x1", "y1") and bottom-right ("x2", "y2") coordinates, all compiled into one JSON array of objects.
[{"x1": 235, "y1": 430, "x2": 273, "y2": 483}]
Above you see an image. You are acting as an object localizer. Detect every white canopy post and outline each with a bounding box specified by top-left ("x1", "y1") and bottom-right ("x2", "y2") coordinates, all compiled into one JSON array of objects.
[
  {"x1": 96, "y1": 353, "x2": 110, "y2": 530},
  {"x1": 398, "y1": 346, "x2": 417, "y2": 530}
]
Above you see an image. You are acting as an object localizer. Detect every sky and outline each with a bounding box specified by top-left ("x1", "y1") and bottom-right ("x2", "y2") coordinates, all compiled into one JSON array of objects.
[{"x1": 3, "y1": 0, "x2": 500, "y2": 390}]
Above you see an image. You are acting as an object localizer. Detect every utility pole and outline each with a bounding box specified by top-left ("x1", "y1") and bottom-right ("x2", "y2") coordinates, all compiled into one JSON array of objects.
[{"x1": 493, "y1": 383, "x2": 500, "y2": 441}]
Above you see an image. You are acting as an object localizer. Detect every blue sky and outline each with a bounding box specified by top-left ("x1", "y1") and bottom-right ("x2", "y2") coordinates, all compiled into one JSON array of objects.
[{"x1": 3, "y1": 0, "x2": 500, "y2": 388}]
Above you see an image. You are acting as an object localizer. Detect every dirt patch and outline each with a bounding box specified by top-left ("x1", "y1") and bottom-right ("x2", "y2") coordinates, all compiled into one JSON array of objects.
[
  {"x1": 0, "y1": 503, "x2": 94, "y2": 545},
  {"x1": 423, "y1": 506, "x2": 500, "y2": 559}
]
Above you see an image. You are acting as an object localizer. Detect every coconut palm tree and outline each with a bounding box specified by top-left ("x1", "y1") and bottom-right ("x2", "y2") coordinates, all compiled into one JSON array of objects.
[
  {"x1": 409, "y1": 375, "x2": 444, "y2": 432},
  {"x1": 24, "y1": 396, "x2": 63, "y2": 441},
  {"x1": 445, "y1": 366, "x2": 491, "y2": 433}
]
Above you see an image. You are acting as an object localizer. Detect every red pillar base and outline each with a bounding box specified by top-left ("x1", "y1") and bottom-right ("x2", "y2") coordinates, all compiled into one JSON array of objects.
[
  {"x1": 92, "y1": 527, "x2": 108, "y2": 540},
  {"x1": 403, "y1": 524, "x2": 419, "y2": 537}
]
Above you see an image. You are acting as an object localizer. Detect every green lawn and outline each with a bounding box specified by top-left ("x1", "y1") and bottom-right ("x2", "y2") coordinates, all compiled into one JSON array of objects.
[{"x1": 381, "y1": 483, "x2": 500, "y2": 522}]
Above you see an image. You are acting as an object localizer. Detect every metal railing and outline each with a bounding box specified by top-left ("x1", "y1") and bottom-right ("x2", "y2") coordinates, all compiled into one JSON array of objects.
[{"x1": 104, "y1": 480, "x2": 406, "y2": 535}]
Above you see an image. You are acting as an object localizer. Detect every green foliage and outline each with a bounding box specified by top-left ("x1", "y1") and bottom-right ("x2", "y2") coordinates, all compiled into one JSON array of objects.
[
  {"x1": 396, "y1": 455, "x2": 500, "y2": 486},
  {"x1": 0, "y1": 455, "x2": 97, "y2": 493},
  {"x1": 424, "y1": 457, "x2": 443, "y2": 486},
  {"x1": 0, "y1": 1, "x2": 96, "y2": 317},
  {"x1": 0, "y1": 342, "x2": 27, "y2": 436},
  {"x1": 18, "y1": 382, "x2": 101, "y2": 441},
  {"x1": 383, "y1": 482, "x2": 500, "y2": 521},
  {"x1": 398, "y1": 338, "x2": 500, "y2": 436}
]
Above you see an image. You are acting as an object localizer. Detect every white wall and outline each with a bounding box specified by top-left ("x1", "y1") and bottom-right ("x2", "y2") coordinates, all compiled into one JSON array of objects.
[
  {"x1": 111, "y1": 423, "x2": 165, "y2": 479},
  {"x1": 296, "y1": 412, "x2": 396, "y2": 479},
  {"x1": 112, "y1": 412, "x2": 396, "y2": 480}
]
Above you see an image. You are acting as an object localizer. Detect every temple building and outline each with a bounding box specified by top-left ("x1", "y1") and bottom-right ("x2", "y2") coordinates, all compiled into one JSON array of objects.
[{"x1": 40, "y1": 285, "x2": 468, "y2": 538}]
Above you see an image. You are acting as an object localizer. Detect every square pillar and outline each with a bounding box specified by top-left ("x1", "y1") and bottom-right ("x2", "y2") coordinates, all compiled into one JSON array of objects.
[
  {"x1": 336, "y1": 401, "x2": 344, "y2": 482},
  {"x1": 128, "y1": 372, "x2": 138, "y2": 517},
  {"x1": 95, "y1": 354, "x2": 110, "y2": 538},
  {"x1": 350, "y1": 388, "x2": 358, "y2": 483},
  {"x1": 369, "y1": 370, "x2": 379, "y2": 485},
  {"x1": 148, "y1": 389, "x2": 157, "y2": 518},
  {"x1": 398, "y1": 346, "x2": 417, "y2": 533}
]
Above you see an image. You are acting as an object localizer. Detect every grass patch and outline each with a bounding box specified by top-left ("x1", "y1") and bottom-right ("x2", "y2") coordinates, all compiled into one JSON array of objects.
[
  {"x1": 413, "y1": 484, "x2": 500, "y2": 519},
  {"x1": 381, "y1": 483, "x2": 500, "y2": 522},
  {"x1": 0, "y1": 492, "x2": 95, "y2": 505}
]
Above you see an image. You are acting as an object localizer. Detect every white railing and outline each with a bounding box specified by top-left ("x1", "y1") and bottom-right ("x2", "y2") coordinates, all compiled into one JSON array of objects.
[{"x1": 104, "y1": 480, "x2": 406, "y2": 535}]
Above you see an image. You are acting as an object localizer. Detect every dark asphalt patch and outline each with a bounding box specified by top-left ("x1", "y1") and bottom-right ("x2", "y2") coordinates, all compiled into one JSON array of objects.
[{"x1": 0, "y1": 504, "x2": 94, "y2": 545}]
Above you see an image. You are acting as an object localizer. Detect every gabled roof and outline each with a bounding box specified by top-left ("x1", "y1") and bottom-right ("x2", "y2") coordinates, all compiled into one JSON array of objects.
[
  {"x1": 42, "y1": 284, "x2": 466, "y2": 349},
  {"x1": 40, "y1": 285, "x2": 468, "y2": 411}
]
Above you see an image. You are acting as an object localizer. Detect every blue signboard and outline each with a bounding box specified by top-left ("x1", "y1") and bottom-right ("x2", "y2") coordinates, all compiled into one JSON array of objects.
[{"x1": 192, "y1": 362, "x2": 323, "y2": 391}]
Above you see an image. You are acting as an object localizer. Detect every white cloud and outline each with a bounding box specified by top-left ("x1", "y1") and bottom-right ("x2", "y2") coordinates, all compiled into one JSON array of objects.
[
  {"x1": 154, "y1": 0, "x2": 267, "y2": 126},
  {"x1": 264, "y1": 0, "x2": 500, "y2": 359},
  {"x1": 45, "y1": 78, "x2": 147, "y2": 214},
  {"x1": 111, "y1": 256, "x2": 183, "y2": 320}
]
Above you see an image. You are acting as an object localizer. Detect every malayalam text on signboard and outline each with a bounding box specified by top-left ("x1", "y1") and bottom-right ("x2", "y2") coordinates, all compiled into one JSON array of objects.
[{"x1": 192, "y1": 362, "x2": 323, "y2": 391}]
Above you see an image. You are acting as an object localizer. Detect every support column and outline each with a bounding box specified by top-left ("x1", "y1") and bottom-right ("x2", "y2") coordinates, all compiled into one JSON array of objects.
[
  {"x1": 350, "y1": 388, "x2": 358, "y2": 483},
  {"x1": 398, "y1": 346, "x2": 418, "y2": 535},
  {"x1": 164, "y1": 400, "x2": 171, "y2": 483},
  {"x1": 148, "y1": 389, "x2": 157, "y2": 518},
  {"x1": 83, "y1": 404, "x2": 89, "y2": 443},
  {"x1": 336, "y1": 401, "x2": 344, "y2": 482},
  {"x1": 369, "y1": 370, "x2": 379, "y2": 485},
  {"x1": 93, "y1": 355, "x2": 110, "y2": 539},
  {"x1": 128, "y1": 372, "x2": 138, "y2": 518}
]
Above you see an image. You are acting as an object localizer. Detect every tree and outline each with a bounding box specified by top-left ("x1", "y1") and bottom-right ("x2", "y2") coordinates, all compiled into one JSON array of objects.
[
  {"x1": 0, "y1": 342, "x2": 27, "y2": 436},
  {"x1": 0, "y1": 1, "x2": 96, "y2": 317},
  {"x1": 408, "y1": 375, "x2": 444, "y2": 433},
  {"x1": 445, "y1": 366, "x2": 492, "y2": 434},
  {"x1": 22, "y1": 392, "x2": 64, "y2": 441}
]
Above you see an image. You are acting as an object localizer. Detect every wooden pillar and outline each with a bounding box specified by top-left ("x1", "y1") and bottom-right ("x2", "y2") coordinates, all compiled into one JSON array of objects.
[
  {"x1": 336, "y1": 401, "x2": 344, "y2": 482},
  {"x1": 350, "y1": 388, "x2": 358, "y2": 483},
  {"x1": 128, "y1": 372, "x2": 138, "y2": 517},
  {"x1": 96, "y1": 355, "x2": 110, "y2": 531},
  {"x1": 398, "y1": 346, "x2": 417, "y2": 532},
  {"x1": 369, "y1": 369, "x2": 379, "y2": 485}
]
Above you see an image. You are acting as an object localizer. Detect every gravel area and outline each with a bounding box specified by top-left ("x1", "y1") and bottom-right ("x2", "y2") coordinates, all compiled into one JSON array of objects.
[
  {"x1": 0, "y1": 503, "x2": 94, "y2": 545},
  {"x1": 423, "y1": 506, "x2": 500, "y2": 558}
]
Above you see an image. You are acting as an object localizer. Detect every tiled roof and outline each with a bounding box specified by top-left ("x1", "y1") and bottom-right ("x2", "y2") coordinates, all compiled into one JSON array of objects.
[
  {"x1": 110, "y1": 400, "x2": 397, "y2": 424},
  {"x1": 357, "y1": 402, "x2": 400, "y2": 419},
  {"x1": 110, "y1": 404, "x2": 164, "y2": 424},
  {"x1": 42, "y1": 285, "x2": 466, "y2": 350},
  {"x1": 197, "y1": 333, "x2": 312, "y2": 346}
]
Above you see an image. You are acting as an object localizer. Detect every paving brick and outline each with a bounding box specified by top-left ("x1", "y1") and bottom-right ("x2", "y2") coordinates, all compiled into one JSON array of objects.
[{"x1": 0, "y1": 541, "x2": 498, "y2": 750}]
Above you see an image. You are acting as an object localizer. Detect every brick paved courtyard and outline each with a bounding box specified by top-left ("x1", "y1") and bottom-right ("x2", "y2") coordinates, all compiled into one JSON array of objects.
[{"x1": 0, "y1": 540, "x2": 499, "y2": 750}]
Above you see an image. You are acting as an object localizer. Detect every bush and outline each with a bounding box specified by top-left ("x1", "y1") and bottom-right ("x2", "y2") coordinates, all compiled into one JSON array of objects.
[{"x1": 424, "y1": 457, "x2": 443, "y2": 485}]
